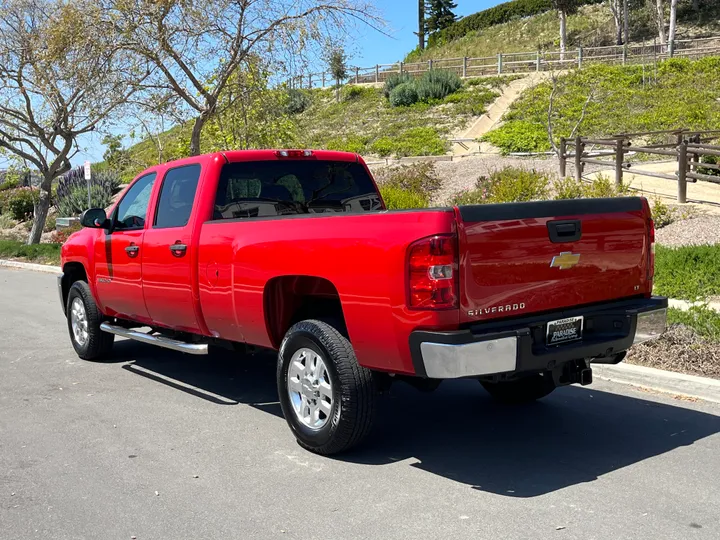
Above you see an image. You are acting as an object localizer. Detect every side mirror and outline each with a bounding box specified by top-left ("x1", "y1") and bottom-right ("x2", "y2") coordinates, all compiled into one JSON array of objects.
[{"x1": 80, "y1": 208, "x2": 110, "y2": 229}]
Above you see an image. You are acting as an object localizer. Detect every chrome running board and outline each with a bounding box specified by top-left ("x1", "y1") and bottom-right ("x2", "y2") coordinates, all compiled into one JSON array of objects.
[{"x1": 100, "y1": 323, "x2": 208, "y2": 355}]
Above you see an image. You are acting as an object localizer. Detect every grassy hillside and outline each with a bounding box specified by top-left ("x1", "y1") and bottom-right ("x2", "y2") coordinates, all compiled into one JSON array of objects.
[
  {"x1": 482, "y1": 56, "x2": 720, "y2": 153},
  {"x1": 408, "y1": 1, "x2": 720, "y2": 62},
  {"x1": 409, "y1": 4, "x2": 614, "y2": 62},
  {"x1": 117, "y1": 76, "x2": 510, "y2": 179},
  {"x1": 293, "y1": 79, "x2": 506, "y2": 157}
]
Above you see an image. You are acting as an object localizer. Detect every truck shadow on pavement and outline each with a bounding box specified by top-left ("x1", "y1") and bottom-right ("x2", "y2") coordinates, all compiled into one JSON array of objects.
[
  {"x1": 350, "y1": 379, "x2": 720, "y2": 497},
  {"x1": 115, "y1": 341, "x2": 284, "y2": 418},
  {"x1": 113, "y1": 341, "x2": 720, "y2": 498}
]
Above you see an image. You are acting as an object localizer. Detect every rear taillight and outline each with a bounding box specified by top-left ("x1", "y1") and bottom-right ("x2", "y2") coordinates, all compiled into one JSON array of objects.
[
  {"x1": 407, "y1": 234, "x2": 458, "y2": 310},
  {"x1": 648, "y1": 217, "x2": 655, "y2": 281}
]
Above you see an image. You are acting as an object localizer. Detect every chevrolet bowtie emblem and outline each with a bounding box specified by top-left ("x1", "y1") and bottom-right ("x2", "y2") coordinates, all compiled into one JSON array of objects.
[{"x1": 550, "y1": 252, "x2": 580, "y2": 270}]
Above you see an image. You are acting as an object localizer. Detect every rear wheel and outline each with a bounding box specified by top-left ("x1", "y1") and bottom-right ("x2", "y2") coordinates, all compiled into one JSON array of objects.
[
  {"x1": 277, "y1": 319, "x2": 376, "y2": 455},
  {"x1": 480, "y1": 372, "x2": 557, "y2": 404},
  {"x1": 66, "y1": 281, "x2": 114, "y2": 361}
]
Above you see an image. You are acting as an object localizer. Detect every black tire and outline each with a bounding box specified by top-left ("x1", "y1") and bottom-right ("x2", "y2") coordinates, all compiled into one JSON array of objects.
[
  {"x1": 277, "y1": 319, "x2": 376, "y2": 455},
  {"x1": 66, "y1": 281, "x2": 114, "y2": 361},
  {"x1": 481, "y1": 372, "x2": 557, "y2": 404}
]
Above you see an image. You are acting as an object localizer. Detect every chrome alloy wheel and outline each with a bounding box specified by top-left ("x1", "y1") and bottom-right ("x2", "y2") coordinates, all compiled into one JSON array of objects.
[
  {"x1": 70, "y1": 297, "x2": 89, "y2": 347},
  {"x1": 287, "y1": 348, "x2": 334, "y2": 429}
]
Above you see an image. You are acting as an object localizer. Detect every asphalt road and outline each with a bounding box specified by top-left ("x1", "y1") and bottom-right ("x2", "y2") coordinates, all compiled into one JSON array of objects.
[{"x1": 2, "y1": 267, "x2": 720, "y2": 540}]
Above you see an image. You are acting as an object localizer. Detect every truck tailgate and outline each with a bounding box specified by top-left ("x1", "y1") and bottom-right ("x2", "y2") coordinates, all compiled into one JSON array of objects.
[{"x1": 455, "y1": 197, "x2": 652, "y2": 324}]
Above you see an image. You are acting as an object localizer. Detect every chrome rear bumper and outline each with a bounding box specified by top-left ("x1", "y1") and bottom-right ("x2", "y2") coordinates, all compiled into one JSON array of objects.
[{"x1": 410, "y1": 298, "x2": 668, "y2": 379}]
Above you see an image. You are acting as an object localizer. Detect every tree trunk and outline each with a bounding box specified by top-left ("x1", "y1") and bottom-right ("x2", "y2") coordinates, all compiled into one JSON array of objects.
[
  {"x1": 336, "y1": 78, "x2": 340, "y2": 102},
  {"x1": 189, "y1": 112, "x2": 209, "y2": 156},
  {"x1": 418, "y1": 0, "x2": 425, "y2": 50},
  {"x1": 623, "y1": 0, "x2": 630, "y2": 44},
  {"x1": 656, "y1": 0, "x2": 666, "y2": 45},
  {"x1": 559, "y1": 10, "x2": 567, "y2": 61},
  {"x1": 27, "y1": 177, "x2": 53, "y2": 245},
  {"x1": 668, "y1": 0, "x2": 678, "y2": 49},
  {"x1": 609, "y1": 0, "x2": 622, "y2": 45}
]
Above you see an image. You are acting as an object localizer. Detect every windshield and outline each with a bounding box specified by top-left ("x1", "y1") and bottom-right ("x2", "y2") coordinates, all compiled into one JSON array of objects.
[{"x1": 213, "y1": 160, "x2": 382, "y2": 220}]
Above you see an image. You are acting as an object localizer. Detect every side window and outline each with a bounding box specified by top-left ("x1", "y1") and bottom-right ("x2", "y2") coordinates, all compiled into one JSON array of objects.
[
  {"x1": 154, "y1": 164, "x2": 201, "y2": 228},
  {"x1": 114, "y1": 173, "x2": 157, "y2": 231}
]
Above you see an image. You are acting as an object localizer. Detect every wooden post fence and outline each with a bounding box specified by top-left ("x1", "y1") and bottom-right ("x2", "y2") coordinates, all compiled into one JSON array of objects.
[
  {"x1": 559, "y1": 137, "x2": 567, "y2": 177},
  {"x1": 677, "y1": 141, "x2": 688, "y2": 203}
]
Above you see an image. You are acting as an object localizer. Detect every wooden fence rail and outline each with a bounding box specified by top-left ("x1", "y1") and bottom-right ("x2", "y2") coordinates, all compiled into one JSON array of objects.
[
  {"x1": 558, "y1": 129, "x2": 720, "y2": 203},
  {"x1": 289, "y1": 36, "x2": 720, "y2": 89}
]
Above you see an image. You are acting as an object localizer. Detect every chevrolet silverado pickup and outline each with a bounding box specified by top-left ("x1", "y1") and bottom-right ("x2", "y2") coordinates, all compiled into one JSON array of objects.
[{"x1": 59, "y1": 149, "x2": 668, "y2": 454}]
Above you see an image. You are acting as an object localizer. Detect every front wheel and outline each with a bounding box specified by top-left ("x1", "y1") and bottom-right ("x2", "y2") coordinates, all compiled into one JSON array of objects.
[
  {"x1": 480, "y1": 372, "x2": 557, "y2": 404},
  {"x1": 277, "y1": 320, "x2": 376, "y2": 455},
  {"x1": 66, "y1": 281, "x2": 114, "y2": 361}
]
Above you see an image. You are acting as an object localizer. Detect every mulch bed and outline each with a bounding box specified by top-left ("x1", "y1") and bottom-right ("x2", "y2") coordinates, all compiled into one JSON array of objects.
[{"x1": 626, "y1": 324, "x2": 720, "y2": 380}]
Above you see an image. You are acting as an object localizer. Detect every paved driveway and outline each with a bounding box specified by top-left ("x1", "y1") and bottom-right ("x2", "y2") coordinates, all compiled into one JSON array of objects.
[{"x1": 1, "y1": 267, "x2": 719, "y2": 539}]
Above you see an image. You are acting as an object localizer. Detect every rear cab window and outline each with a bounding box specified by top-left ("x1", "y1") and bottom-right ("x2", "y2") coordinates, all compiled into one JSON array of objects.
[{"x1": 213, "y1": 160, "x2": 381, "y2": 220}]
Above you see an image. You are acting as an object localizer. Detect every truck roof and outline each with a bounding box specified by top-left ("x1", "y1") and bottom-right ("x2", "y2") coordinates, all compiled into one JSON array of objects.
[{"x1": 139, "y1": 150, "x2": 362, "y2": 174}]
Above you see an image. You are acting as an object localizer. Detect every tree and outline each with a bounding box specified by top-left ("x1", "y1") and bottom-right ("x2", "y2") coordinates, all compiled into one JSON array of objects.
[
  {"x1": 327, "y1": 48, "x2": 348, "y2": 102},
  {"x1": 608, "y1": 0, "x2": 623, "y2": 45},
  {"x1": 651, "y1": 0, "x2": 667, "y2": 45},
  {"x1": 0, "y1": 0, "x2": 142, "y2": 244},
  {"x1": 623, "y1": 0, "x2": 630, "y2": 46},
  {"x1": 551, "y1": 0, "x2": 579, "y2": 60},
  {"x1": 424, "y1": 0, "x2": 457, "y2": 35},
  {"x1": 104, "y1": 0, "x2": 382, "y2": 157},
  {"x1": 417, "y1": 0, "x2": 426, "y2": 50},
  {"x1": 205, "y1": 62, "x2": 296, "y2": 150},
  {"x1": 668, "y1": 0, "x2": 678, "y2": 51}
]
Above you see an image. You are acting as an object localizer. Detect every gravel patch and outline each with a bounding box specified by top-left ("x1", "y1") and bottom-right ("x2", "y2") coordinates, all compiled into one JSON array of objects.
[
  {"x1": 627, "y1": 325, "x2": 720, "y2": 380},
  {"x1": 655, "y1": 215, "x2": 720, "y2": 247}
]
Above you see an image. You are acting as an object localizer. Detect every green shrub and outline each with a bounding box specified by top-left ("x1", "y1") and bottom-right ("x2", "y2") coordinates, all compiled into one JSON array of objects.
[
  {"x1": 388, "y1": 127, "x2": 448, "y2": 156},
  {"x1": 583, "y1": 173, "x2": 630, "y2": 198},
  {"x1": 553, "y1": 176, "x2": 586, "y2": 199},
  {"x1": 654, "y1": 244, "x2": 720, "y2": 300},
  {"x1": 325, "y1": 135, "x2": 370, "y2": 154},
  {"x1": 369, "y1": 137, "x2": 394, "y2": 157},
  {"x1": 57, "y1": 184, "x2": 114, "y2": 217},
  {"x1": 415, "y1": 70, "x2": 462, "y2": 102},
  {"x1": 5, "y1": 188, "x2": 36, "y2": 221},
  {"x1": 0, "y1": 213, "x2": 17, "y2": 229},
  {"x1": 668, "y1": 305, "x2": 720, "y2": 343},
  {"x1": 389, "y1": 82, "x2": 419, "y2": 107},
  {"x1": 651, "y1": 196, "x2": 675, "y2": 228},
  {"x1": 481, "y1": 121, "x2": 550, "y2": 154},
  {"x1": 380, "y1": 185, "x2": 429, "y2": 210},
  {"x1": 373, "y1": 162, "x2": 442, "y2": 200},
  {"x1": 698, "y1": 153, "x2": 720, "y2": 177},
  {"x1": 383, "y1": 72, "x2": 413, "y2": 98},
  {"x1": 0, "y1": 179, "x2": 20, "y2": 192},
  {"x1": 44, "y1": 215, "x2": 57, "y2": 233},
  {"x1": 450, "y1": 167, "x2": 550, "y2": 205},
  {"x1": 342, "y1": 85, "x2": 366, "y2": 101},
  {"x1": 286, "y1": 88, "x2": 311, "y2": 114}
]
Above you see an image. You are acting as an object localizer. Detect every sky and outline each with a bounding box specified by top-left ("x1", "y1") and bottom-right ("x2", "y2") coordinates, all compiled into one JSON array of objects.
[{"x1": 71, "y1": 0, "x2": 503, "y2": 167}]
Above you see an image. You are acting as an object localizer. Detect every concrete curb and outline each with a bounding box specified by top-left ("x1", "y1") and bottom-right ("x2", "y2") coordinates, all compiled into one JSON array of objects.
[
  {"x1": 594, "y1": 363, "x2": 720, "y2": 405},
  {"x1": 0, "y1": 259, "x2": 61, "y2": 274}
]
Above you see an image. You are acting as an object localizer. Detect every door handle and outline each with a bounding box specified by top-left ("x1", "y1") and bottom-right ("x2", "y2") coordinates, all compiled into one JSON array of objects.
[
  {"x1": 170, "y1": 243, "x2": 187, "y2": 257},
  {"x1": 125, "y1": 244, "x2": 139, "y2": 257}
]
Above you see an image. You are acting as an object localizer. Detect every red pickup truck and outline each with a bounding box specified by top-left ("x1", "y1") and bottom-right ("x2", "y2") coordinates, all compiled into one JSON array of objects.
[{"x1": 59, "y1": 149, "x2": 667, "y2": 454}]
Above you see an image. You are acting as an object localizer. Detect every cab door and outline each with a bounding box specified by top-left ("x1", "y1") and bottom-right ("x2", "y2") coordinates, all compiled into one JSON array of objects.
[
  {"x1": 141, "y1": 164, "x2": 203, "y2": 333},
  {"x1": 93, "y1": 172, "x2": 157, "y2": 321}
]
